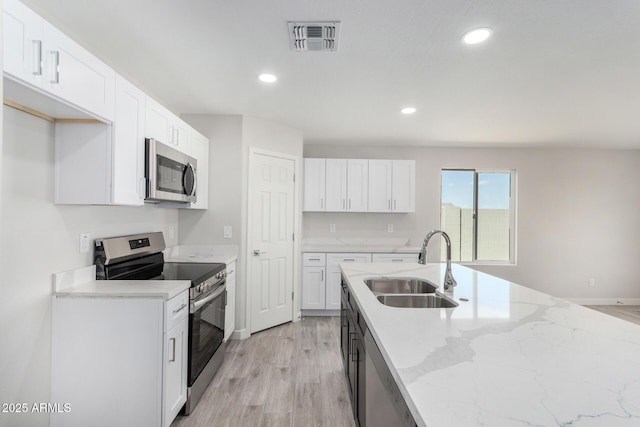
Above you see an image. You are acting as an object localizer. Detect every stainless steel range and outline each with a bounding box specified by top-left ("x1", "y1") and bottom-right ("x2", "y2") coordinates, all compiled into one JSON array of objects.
[{"x1": 94, "y1": 232, "x2": 226, "y2": 415}]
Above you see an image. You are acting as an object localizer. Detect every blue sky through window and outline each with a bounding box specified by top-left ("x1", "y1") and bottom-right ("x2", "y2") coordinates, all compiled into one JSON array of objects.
[{"x1": 442, "y1": 170, "x2": 510, "y2": 209}]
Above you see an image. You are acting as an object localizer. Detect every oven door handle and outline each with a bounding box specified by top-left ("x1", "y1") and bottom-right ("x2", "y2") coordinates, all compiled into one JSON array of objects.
[{"x1": 191, "y1": 283, "x2": 226, "y2": 313}]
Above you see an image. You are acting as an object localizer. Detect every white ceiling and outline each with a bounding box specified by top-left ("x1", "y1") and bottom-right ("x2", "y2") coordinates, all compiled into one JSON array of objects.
[{"x1": 20, "y1": 0, "x2": 640, "y2": 148}]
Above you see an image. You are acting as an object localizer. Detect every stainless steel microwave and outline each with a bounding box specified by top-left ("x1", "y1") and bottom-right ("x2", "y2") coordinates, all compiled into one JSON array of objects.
[{"x1": 145, "y1": 138, "x2": 197, "y2": 203}]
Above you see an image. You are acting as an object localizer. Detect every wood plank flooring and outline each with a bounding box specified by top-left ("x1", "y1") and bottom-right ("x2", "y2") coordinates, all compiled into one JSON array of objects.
[
  {"x1": 171, "y1": 317, "x2": 355, "y2": 427},
  {"x1": 585, "y1": 305, "x2": 640, "y2": 325}
]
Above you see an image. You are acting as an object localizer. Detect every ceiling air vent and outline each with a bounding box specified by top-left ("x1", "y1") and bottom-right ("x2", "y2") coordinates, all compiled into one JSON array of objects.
[{"x1": 288, "y1": 21, "x2": 341, "y2": 52}]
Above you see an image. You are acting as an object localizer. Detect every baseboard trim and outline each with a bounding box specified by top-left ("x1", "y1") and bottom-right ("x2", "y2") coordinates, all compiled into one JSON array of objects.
[
  {"x1": 301, "y1": 309, "x2": 340, "y2": 317},
  {"x1": 565, "y1": 298, "x2": 640, "y2": 306},
  {"x1": 231, "y1": 328, "x2": 250, "y2": 340}
]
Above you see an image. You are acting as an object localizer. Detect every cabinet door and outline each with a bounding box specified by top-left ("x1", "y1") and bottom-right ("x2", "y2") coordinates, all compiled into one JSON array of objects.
[
  {"x1": 3, "y1": 0, "x2": 44, "y2": 88},
  {"x1": 392, "y1": 160, "x2": 416, "y2": 212},
  {"x1": 224, "y1": 262, "x2": 236, "y2": 341},
  {"x1": 303, "y1": 158, "x2": 326, "y2": 211},
  {"x1": 112, "y1": 74, "x2": 145, "y2": 205},
  {"x1": 188, "y1": 129, "x2": 209, "y2": 210},
  {"x1": 325, "y1": 159, "x2": 347, "y2": 212},
  {"x1": 42, "y1": 21, "x2": 115, "y2": 121},
  {"x1": 163, "y1": 317, "x2": 188, "y2": 427},
  {"x1": 325, "y1": 266, "x2": 342, "y2": 310},
  {"x1": 172, "y1": 118, "x2": 191, "y2": 154},
  {"x1": 145, "y1": 97, "x2": 172, "y2": 143},
  {"x1": 368, "y1": 160, "x2": 393, "y2": 212},
  {"x1": 302, "y1": 267, "x2": 325, "y2": 309},
  {"x1": 347, "y1": 159, "x2": 368, "y2": 212}
]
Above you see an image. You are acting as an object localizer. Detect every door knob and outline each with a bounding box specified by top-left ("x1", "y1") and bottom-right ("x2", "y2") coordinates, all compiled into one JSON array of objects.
[{"x1": 253, "y1": 250, "x2": 267, "y2": 256}]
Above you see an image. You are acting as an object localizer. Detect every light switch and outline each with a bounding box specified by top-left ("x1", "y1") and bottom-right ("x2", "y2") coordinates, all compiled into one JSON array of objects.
[
  {"x1": 224, "y1": 226, "x2": 232, "y2": 239},
  {"x1": 329, "y1": 224, "x2": 336, "y2": 233},
  {"x1": 79, "y1": 233, "x2": 90, "y2": 253},
  {"x1": 387, "y1": 224, "x2": 394, "y2": 233}
]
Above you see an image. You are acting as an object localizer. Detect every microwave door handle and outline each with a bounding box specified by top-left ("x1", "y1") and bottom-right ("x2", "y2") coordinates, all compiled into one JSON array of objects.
[
  {"x1": 190, "y1": 163, "x2": 197, "y2": 196},
  {"x1": 183, "y1": 163, "x2": 196, "y2": 196}
]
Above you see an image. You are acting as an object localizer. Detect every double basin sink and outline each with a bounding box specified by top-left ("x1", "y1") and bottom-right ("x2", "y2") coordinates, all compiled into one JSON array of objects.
[{"x1": 365, "y1": 278, "x2": 458, "y2": 308}]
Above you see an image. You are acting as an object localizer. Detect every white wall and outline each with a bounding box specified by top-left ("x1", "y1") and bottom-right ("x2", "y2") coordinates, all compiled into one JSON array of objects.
[
  {"x1": 179, "y1": 114, "x2": 303, "y2": 337},
  {"x1": 303, "y1": 144, "x2": 640, "y2": 301},
  {"x1": 0, "y1": 106, "x2": 178, "y2": 427}
]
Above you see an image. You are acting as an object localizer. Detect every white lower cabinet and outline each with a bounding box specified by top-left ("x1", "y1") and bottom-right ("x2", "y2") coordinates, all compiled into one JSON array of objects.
[
  {"x1": 302, "y1": 253, "x2": 371, "y2": 311},
  {"x1": 224, "y1": 261, "x2": 236, "y2": 341},
  {"x1": 51, "y1": 290, "x2": 189, "y2": 427},
  {"x1": 302, "y1": 251, "x2": 418, "y2": 312}
]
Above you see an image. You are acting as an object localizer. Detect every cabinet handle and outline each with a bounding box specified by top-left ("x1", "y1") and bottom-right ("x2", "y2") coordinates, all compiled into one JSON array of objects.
[
  {"x1": 342, "y1": 199, "x2": 345, "y2": 209},
  {"x1": 321, "y1": 270, "x2": 324, "y2": 281},
  {"x1": 388, "y1": 199, "x2": 391, "y2": 210},
  {"x1": 173, "y1": 303, "x2": 187, "y2": 314},
  {"x1": 350, "y1": 333, "x2": 358, "y2": 362},
  {"x1": 32, "y1": 40, "x2": 42, "y2": 75},
  {"x1": 321, "y1": 198, "x2": 324, "y2": 209},
  {"x1": 309, "y1": 258, "x2": 320, "y2": 261},
  {"x1": 169, "y1": 338, "x2": 176, "y2": 362},
  {"x1": 343, "y1": 258, "x2": 355, "y2": 262},
  {"x1": 392, "y1": 259, "x2": 403, "y2": 262},
  {"x1": 50, "y1": 51, "x2": 60, "y2": 84}
]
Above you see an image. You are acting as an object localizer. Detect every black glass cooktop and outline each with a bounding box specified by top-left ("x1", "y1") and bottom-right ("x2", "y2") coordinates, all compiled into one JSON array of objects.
[{"x1": 158, "y1": 262, "x2": 225, "y2": 284}]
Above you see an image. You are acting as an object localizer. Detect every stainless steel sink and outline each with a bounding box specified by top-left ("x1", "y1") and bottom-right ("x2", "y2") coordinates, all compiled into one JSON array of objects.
[
  {"x1": 376, "y1": 294, "x2": 459, "y2": 308},
  {"x1": 364, "y1": 278, "x2": 437, "y2": 294}
]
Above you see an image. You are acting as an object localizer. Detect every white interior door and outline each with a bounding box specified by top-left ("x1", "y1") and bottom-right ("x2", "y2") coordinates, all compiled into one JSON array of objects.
[{"x1": 250, "y1": 152, "x2": 295, "y2": 333}]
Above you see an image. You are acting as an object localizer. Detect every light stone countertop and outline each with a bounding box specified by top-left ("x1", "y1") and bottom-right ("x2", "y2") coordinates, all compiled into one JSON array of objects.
[
  {"x1": 52, "y1": 265, "x2": 189, "y2": 300},
  {"x1": 302, "y1": 237, "x2": 421, "y2": 254},
  {"x1": 164, "y1": 244, "x2": 238, "y2": 265},
  {"x1": 340, "y1": 262, "x2": 640, "y2": 427}
]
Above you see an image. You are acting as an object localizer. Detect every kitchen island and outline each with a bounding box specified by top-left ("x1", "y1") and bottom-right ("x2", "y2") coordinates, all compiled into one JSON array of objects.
[{"x1": 340, "y1": 263, "x2": 640, "y2": 426}]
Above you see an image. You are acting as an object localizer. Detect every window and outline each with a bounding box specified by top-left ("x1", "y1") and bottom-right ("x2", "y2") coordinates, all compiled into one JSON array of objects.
[{"x1": 440, "y1": 169, "x2": 515, "y2": 263}]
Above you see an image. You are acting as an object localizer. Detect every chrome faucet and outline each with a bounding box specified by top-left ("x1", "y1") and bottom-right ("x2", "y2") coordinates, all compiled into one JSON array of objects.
[{"x1": 418, "y1": 230, "x2": 457, "y2": 292}]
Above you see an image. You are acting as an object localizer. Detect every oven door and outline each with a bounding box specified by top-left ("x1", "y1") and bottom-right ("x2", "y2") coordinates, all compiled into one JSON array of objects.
[
  {"x1": 189, "y1": 283, "x2": 226, "y2": 386},
  {"x1": 145, "y1": 138, "x2": 197, "y2": 203}
]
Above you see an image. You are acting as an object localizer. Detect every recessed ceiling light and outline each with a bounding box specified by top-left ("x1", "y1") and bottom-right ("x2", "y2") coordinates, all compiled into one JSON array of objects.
[
  {"x1": 401, "y1": 107, "x2": 417, "y2": 115},
  {"x1": 258, "y1": 73, "x2": 277, "y2": 83},
  {"x1": 462, "y1": 28, "x2": 493, "y2": 45}
]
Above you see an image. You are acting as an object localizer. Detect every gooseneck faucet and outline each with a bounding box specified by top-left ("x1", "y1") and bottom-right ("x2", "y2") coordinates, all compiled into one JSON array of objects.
[{"x1": 419, "y1": 230, "x2": 457, "y2": 292}]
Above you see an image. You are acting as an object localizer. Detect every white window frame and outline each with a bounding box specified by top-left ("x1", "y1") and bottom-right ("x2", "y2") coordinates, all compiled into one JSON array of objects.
[{"x1": 440, "y1": 169, "x2": 517, "y2": 265}]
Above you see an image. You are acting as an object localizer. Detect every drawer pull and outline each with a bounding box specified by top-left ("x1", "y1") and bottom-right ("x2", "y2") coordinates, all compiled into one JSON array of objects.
[
  {"x1": 343, "y1": 258, "x2": 355, "y2": 262},
  {"x1": 173, "y1": 303, "x2": 187, "y2": 314},
  {"x1": 169, "y1": 338, "x2": 176, "y2": 362},
  {"x1": 309, "y1": 258, "x2": 320, "y2": 261}
]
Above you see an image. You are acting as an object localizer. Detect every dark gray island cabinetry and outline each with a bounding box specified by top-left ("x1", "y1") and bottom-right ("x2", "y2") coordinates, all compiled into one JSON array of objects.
[{"x1": 340, "y1": 278, "x2": 417, "y2": 427}]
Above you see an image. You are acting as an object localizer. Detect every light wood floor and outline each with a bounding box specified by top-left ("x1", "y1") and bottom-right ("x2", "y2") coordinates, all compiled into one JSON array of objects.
[
  {"x1": 171, "y1": 316, "x2": 355, "y2": 427},
  {"x1": 585, "y1": 305, "x2": 640, "y2": 325}
]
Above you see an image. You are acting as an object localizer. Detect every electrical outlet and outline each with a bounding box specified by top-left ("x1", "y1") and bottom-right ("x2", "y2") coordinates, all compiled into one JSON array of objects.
[
  {"x1": 589, "y1": 278, "x2": 595, "y2": 287},
  {"x1": 224, "y1": 226, "x2": 232, "y2": 239},
  {"x1": 387, "y1": 224, "x2": 394, "y2": 233},
  {"x1": 329, "y1": 224, "x2": 336, "y2": 233},
  {"x1": 79, "y1": 233, "x2": 90, "y2": 253}
]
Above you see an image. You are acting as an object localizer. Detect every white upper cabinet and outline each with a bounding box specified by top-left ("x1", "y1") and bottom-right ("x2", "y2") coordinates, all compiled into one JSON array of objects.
[
  {"x1": 346, "y1": 159, "x2": 368, "y2": 212},
  {"x1": 325, "y1": 159, "x2": 348, "y2": 211},
  {"x1": 2, "y1": 0, "x2": 115, "y2": 121},
  {"x1": 3, "y1": 0, "x2": 43, "y2": 88},
  {"x1": 112, "y1": 75, "x2": 146, "y2": 205},
  {"x1": 303, "y1": 158, "x2": 326, "y2": 211},
  {"x1": 188, "y1": 129, "x2": 209, "y2": 210},
  {"x1": 368, "y1": 160, "x2": 393, "y2": 212},
  {"x1": 392, "y1": 160, "x2": 416, "y2": 212},
  {"x1": 368, "y1": 159, "x2": 415, "y2": 213},
  {"x1": 146, "y1": 97, "x2": 190, "y2": 154}
]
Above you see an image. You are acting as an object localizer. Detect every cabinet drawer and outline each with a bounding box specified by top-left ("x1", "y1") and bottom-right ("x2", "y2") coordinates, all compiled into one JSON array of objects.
[
  {"x1": 327, "y1": 253, "x2": 371, "y2": 267},
  {"x1": 303, "y1": 253, "x2": 326, "y2": 267},
  {"x1": 371, "y1": 253, "x2": 418, "y2": 263},
  {"x1": 165, "y1": 290, "x2": 189, "y2": 332}
]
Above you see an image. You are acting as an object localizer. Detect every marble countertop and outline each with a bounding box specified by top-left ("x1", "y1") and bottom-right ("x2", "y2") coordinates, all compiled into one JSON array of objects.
[
  {"x1": 53, "y1": 265, "x2": 189, "y2": 300},
  {"x1": 302, "y1": 237, "x2": 421, "y2": 253},
  {"x1": 340, "y1": 262, "x2": 640, "y2": 426},
  {"x1": 164, "y1": 244, "x2": 238, "y2": 265}
]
